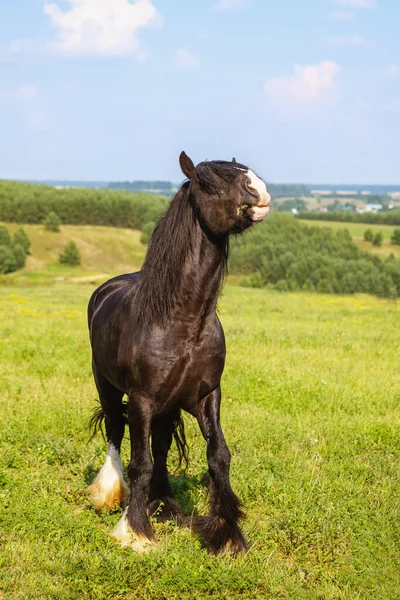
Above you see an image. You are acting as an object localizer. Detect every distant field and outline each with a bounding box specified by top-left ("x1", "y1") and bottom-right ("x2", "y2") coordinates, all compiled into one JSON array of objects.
[
  {"x1": 0, "y1": 285, "x2": 399, "y2": 599},
  {"x1": 301, "y1": 219, "x2": 400, "y2": 258}
]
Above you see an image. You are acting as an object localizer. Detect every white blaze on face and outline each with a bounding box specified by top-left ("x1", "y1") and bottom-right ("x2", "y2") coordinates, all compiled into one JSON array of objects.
[
  {"x1": 87, "y1": 443, "x2": 129, "y2": 511},
  {"x1": 235, "y1": 167, "x2": 271, "y2": 221}
]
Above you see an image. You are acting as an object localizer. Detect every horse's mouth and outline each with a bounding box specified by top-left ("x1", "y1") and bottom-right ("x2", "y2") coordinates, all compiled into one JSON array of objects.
[{"x1": 249, "y1": 205, "x2": 270, "y2": 221}]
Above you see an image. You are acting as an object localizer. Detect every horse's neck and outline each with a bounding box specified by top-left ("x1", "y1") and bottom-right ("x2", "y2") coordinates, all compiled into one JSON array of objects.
[
  {"x1": 174, "y1": 222, "x2": 226, "y2": 324},
  {"x1": 136, "y1": 193, "x2": 227, "y2": 328}
]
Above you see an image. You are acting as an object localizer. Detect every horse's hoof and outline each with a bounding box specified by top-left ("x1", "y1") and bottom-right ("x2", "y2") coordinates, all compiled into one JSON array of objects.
[
  {"x1": 147, "y1": 497, "x2": 186, "y2": 525},
  {"x1": 110, "y1": 509, "x2": 154, "y2": 553},
  {"x1": 215, "y1": 537, "x2": 249, "y2": 557}
]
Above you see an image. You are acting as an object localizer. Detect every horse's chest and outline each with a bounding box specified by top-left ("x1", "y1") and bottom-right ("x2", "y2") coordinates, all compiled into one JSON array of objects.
[
  {"x1": 154, "y1": 344, "x2": 224, "y2": 410},
  {"x1": 130, "y1": 325, "x2": 225, "y2": 411}
]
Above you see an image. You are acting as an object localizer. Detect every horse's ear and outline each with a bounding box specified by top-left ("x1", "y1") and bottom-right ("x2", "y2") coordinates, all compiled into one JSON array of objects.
[
  {"x1": 232, "y1": 157, "x2": 236, "y2": 164},
  {"x1": 179, "y1": 151, "x2": 195, "y2": 179}
]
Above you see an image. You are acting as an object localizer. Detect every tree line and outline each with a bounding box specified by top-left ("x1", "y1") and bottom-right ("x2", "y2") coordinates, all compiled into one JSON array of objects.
[
  {"x1": 230, "y1": 215, "x2": 400, "y2": 299},
  {"x1": 297, "y1": 210, "x2": 400, "y2": 226},
  {"x1": 0, "y1": 180, "x2": 168, "y2": 230}
]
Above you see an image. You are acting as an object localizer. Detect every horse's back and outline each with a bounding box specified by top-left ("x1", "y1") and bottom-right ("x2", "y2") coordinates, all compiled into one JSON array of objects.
[{"x1": 88, "y1": 272, "x2": 140, "y2": 330}]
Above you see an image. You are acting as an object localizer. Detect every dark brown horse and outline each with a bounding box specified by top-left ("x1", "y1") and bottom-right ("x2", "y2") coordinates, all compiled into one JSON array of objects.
[{"x1": 87, "y1": 152, "x2": 270, "y2": 555}]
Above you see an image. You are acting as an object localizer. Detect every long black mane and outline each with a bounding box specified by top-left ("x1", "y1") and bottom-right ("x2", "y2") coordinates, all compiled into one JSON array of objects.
[{"x1": 132, "y1": 177, "x2": 229, "y2": 326}]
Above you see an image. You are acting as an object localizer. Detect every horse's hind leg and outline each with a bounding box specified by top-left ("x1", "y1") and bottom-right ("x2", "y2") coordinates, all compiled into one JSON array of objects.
[
  {"x1": 148, "y1": 409, "x2": 185, "y2": 524},
  {"x1": 193, "y1": 386, "x2": 248, "y2": 556},
  {"x1": 88, "y1": 361, "x2": 129, "y2": 511}
]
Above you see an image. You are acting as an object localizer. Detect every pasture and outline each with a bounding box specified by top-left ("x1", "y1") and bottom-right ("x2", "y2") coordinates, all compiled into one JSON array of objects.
[{"x1": 1, "y1": 284, "x2": 399, "y2": 599}]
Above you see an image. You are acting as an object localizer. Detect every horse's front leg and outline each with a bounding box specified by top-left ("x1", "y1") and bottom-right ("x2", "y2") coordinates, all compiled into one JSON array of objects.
[
  {"x1": 111, "y1": 395, "x2": 154, "y2": 552},
  {"x1": 193, "y1": 387, "x2": 248, "y2": 556},
  {"x1": 148, "y1": 409, "x2": 185, "y2": 524}
]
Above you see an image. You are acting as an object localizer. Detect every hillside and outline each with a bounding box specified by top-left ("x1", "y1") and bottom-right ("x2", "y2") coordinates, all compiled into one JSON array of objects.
[
  {"x1": 2, "y1": 224, "x2": 146, "y2": 284},
  {"x1": 2, "y1": 218, "x2": 400, "y2": 298}
]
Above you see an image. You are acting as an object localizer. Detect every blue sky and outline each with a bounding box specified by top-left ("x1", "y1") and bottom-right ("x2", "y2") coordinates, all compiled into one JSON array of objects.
[{"x1": 0, "y1": 0, "x2": 399, "y2": 183}]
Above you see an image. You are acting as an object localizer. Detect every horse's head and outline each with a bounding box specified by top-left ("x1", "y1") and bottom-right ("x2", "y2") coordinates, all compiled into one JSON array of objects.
[{"x1": 179, "y1": 151, "x2": 271, "y2": 235}]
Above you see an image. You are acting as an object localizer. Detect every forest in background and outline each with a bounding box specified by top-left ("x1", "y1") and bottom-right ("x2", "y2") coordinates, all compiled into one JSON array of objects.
[{"x1": 1, "y1": 179, "x2": 400, "y2": 298}]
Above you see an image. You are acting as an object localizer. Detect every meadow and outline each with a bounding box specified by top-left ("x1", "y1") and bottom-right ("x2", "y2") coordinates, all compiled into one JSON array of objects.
[{"x1": 1, "y1": 282, "x2": 399, "y2": 599}]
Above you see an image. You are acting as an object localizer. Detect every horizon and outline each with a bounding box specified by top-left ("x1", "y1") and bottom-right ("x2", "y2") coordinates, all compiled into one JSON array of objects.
[{"x1": 12, "y1": 178, "x2": 400, "y2": 189}]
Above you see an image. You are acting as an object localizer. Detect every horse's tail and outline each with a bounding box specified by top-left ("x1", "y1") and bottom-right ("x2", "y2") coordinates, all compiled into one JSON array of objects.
[
  {"x1": 172, "y1": 410, "x2": 189, "y2": 472},
  {"x1": 88, "y1": 400, "x2": 106, "y2": 441}
]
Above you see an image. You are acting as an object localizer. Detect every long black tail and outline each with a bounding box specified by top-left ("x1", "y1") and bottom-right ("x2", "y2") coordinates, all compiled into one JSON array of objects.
[
  {"x1": 172, "y1": 410, "x2": 189, "y2": 471},
  {"x1": 88, "y1": 402, "x2": 189, "y2": 470}
]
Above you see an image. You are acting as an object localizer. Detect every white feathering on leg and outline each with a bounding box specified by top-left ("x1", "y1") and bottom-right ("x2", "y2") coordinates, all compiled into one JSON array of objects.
[
  {"x1": 110, "y1": 508, "x2": 153, "y2": 552},
  {"x1": 88, "y1": 444, "x2": 129, "y2": 511}
]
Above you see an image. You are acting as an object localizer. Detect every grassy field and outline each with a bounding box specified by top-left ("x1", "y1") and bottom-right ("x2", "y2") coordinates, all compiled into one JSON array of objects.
[
  {"x1": 301, "y1": 219, "x2": 400, "y2": 259},
  {"x1": 0, "y1": 283, "x2": 399, "y2": 599}
]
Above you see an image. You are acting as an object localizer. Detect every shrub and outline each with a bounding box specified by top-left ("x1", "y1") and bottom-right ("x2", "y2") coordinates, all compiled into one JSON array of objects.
[
  {"x1": 391, "y1": 229, "x2": 400, "y2": 245},
  {"x1": 44, "y1": 212, "x2": 61, "y2": 232},
  {"x1": 13, "y1": 227, "x2": 31, "y2": 254},
  {"x1": 364, "y1": 229, "x2": 374, "y2": 243},
  {"x1": 59, "y1": 241, "x2": 81, "y2": 266},
  {"x1": 0, "y1": 225, "x2": 29, "y2": 273},
  {"x1": 0, "y1": 245, "x2": 17, "y2": 273},
  {"x1": 275, "y1": 280, "x2": 289, "y2": 292},
  {"x1": 12, "y1": 243, "x2": 27, "y2": 270},
  {"x1": 372, "y1": 232, "x2": 383, "y2": 247},
  {"x1": 140, "y1": 221, "x2": 156, "y2": 245},
  {"x1": 0, "y1": 225, "x2": 11, "y2": 246}
]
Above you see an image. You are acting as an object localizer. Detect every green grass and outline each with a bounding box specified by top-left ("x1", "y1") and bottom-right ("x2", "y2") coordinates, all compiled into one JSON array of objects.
[
  {"x1": 301, "y1": 219, "x2": 400, "y2": 259},
  {"x1": 0, "y1": 284, "x2": 399, "y2": 599}
]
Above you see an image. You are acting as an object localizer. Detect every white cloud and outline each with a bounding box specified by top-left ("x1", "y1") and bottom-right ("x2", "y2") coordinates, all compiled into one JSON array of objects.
[
  {"x1": 176, "y1": 48, "x2": 200, "y2": 71},
  {"x1": 335, "y1": 0, "x2": 378, "y2": 8},
  {"x1": 265, "y1": 61, "x2": 341, "y2": 107},
  {"x1": 387, "y1": 65, "x2": 400, "y2": 79},
  {"x1": 213, "y1": 0, "x2": 251, "y2": 12},
  {"x1": 327, "y1": 34, "x2": 374, "y2": 48},
  {"x1": 328, "y1": 10, "x2": 355, "y2": 20},
  {"x1": 42, "y1": 0, "x2": 162, "y2": 57}
]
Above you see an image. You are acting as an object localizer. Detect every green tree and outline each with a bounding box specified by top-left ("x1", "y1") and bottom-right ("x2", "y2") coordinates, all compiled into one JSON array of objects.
[
  {"x1": 372, "y1": 232, "x2": 383, "y2": 247},
  {"x1": 13, "y1": 227, "x2": 31, "y2": 255},
  {"x1": 140, "y1": 221, "x2": 155, "y2": 245},
  {"x1": 59, "y1": 241, "x2": 81, "y2": 266},
  {"x1": 12, "y1": 244, "x2": 27, "y2": 270},
  {"x1": 44, "y1": 212, "x2": 61, "y2": 232},
  {"x1": 364, "y1": 229, "x2": 374, "y2": 243},
  {"x1": 0, "y1": 225, "x2": 11, "y2": 246},
  {"x1": 0, "y1": 245, "x2": 17, "y2": 273},
  {"x1": 391, "y1": 229, "x2": 400, "y2": 245}
]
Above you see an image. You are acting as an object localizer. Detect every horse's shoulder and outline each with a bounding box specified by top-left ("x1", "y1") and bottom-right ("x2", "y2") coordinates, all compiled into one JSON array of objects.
[{"x1": 88, "y1": 272, "x2": 140, "y2": 325}]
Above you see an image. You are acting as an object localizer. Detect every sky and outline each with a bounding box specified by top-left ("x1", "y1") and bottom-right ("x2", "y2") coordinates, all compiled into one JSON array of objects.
[{"x1": 0, "y1": 0, "x2": 399, "y2": 184}]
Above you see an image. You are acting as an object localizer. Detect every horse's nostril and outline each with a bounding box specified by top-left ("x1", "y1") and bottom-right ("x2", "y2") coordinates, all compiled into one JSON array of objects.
[{"x1": 245, "y1": 181, "x2": 260, "y2": 198}]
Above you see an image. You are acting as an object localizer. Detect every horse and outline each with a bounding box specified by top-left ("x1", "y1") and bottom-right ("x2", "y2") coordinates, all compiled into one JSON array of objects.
[{"x1": 87, "y1": 151, "x2": 271, "y2": 555}]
